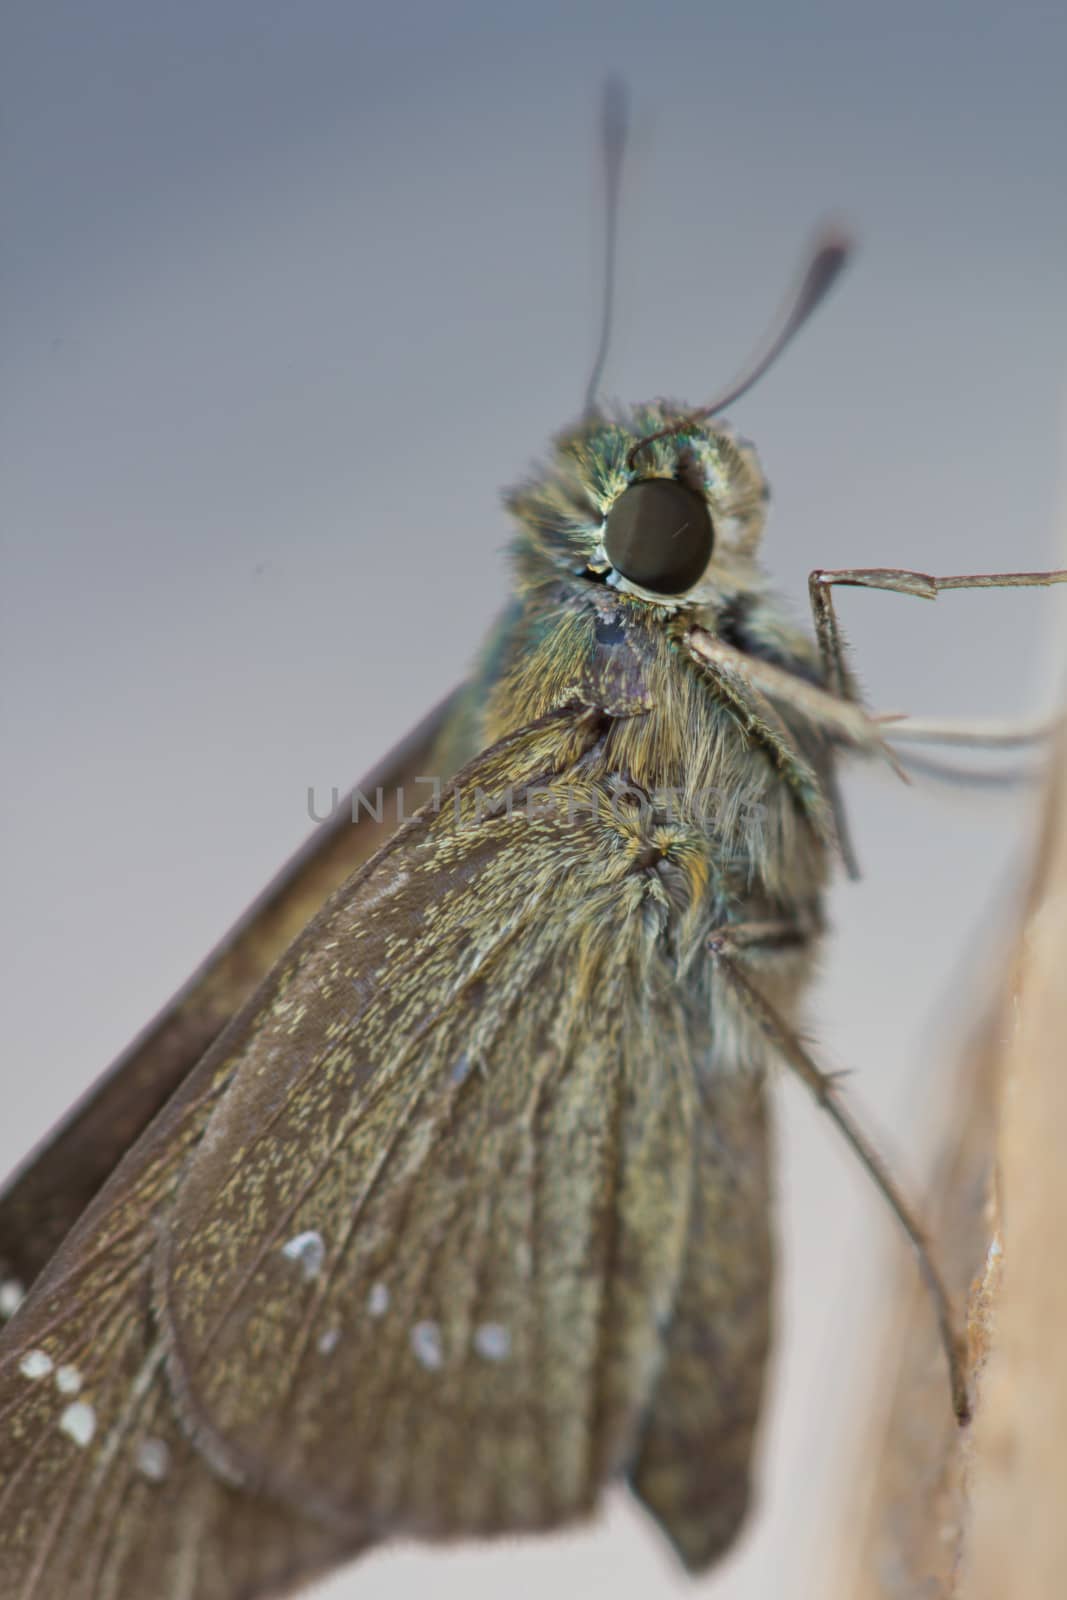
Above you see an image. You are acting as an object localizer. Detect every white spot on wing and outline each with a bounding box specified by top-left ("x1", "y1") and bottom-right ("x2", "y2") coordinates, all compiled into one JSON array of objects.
[
  {"x1": 367, "y1": 1282, "x2": 390, "y2": 1318},
  {"x1": 410, "y1": 1320, "x2": 444, "y2": 1370},
  {"x1": 317, "y1": 1326, "x2": 341, "y2": 1356},
  {"x1": 19, "y1": 1349, "x2": 53, "y2": 1381},
  {"x1": 55, "y1": 1364, "x2": 82, "y2": 1395},
  {"x1": 473, "y1": 1322, "x2": 511, "y2": 1362},
  {"x1": 136, "y1": 1437, "x2": 170, "y2": 1482},
  {"x1": 450, "y1": 1052, "x2": 473, "y2": 1086},
  {"x1": 59, "y1": 1400, "x2": 96, "y2": 1447},
  {"x1": 0, "y1": 1279, "x2": 25, "y2": 1319},
  {"x1": 281, "y1": 1230, "x2": 326, "y2": 1281}
]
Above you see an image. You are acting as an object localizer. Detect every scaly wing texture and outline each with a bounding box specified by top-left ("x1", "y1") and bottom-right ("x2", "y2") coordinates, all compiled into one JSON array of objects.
[
  {"x1": 0, "y1": 1034, "x2": 347, "y2": 1600},
  {"x1": 158, "y1": 707, "x2": 701, "y2": 1536},
  {"x1": 0, "y1": 689, "x2": 466, "y2": 1299},
  {"x1": 628, "y1": 1067, "x2": 773, "y2": 1570},
  {"x1": 0, "y1": 708, "x2": 772, "y2": 1596}
]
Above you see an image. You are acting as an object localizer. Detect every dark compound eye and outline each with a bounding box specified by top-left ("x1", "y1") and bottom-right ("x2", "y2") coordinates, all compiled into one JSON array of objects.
[{"x1": 602, "y1": 479, "x2": 715, "y2": 596}]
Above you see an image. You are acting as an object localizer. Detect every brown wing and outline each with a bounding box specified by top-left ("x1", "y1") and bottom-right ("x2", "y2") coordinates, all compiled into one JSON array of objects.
[
  {"x1": 0, "y1": 707, "x2": 772, "y2": 1597},
  {"x1": 628, "y1": 1067, "x2": 773, "y2": 1569},
  {"x1": 154, "y1": 706, "x2": 703, "y2": 1542},
  {"x1": 0, "y1": 1046, "x2": 356, "y2": 1600},
  {"x1": 0, "y1": 687, "x2": 468, "y2": 1300}
]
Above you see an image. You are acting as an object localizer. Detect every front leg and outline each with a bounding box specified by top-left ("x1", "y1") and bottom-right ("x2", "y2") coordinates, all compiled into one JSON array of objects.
[{"x1": 808, "y1": 565, "x2": 1067, "y2": 704}]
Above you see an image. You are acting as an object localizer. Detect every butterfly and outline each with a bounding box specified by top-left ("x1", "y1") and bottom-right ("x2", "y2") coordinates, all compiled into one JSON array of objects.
[{"x1": 0, "y1": 84, "x2": 1059, "y2": 1600}]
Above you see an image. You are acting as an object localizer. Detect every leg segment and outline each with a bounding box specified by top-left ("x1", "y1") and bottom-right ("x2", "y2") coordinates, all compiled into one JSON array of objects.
[
  {"x1": 808, "y1": 566, "x2": 1067, "y2": 703},
  {"x1": 708, "y1": 922, "x2": 971, "y2": 1425}
]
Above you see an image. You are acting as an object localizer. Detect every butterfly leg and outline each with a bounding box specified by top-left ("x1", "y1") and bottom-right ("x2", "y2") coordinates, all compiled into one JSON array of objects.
[
  {"x1": 808, "y1": 565, "x2": 1067, "y2": 703},
  {"x1": 877, "y1": 713, "x2": 1054, "y2": 749},
  {"x1": 707, "y1": 922, "x2": 971, "y2": 1425},
  {"x1": 686, "y1": 625, "x2": 904, "y2": 772},
  {"x1": 876, "y1": 713, "x2": 1055, "y2": 788}
]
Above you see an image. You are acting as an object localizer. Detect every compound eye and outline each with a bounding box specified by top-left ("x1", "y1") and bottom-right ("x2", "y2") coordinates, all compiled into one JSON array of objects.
[{"x1": 602, "y1": 479, "x2": 714, "y2": 595}]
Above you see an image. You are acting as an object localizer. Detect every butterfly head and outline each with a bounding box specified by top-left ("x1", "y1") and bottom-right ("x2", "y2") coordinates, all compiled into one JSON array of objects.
[
  {"x1": 505, "y1": 223, "x2": 849, "y2": 615},
  {"x1": 505, "y1": 405, "x2": 770, "y2": 613}
]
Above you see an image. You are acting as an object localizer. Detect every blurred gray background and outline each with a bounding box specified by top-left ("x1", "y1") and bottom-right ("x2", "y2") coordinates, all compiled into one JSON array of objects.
[{"x1": 3, "y1": 2, "x2": 1066, "y2": 1596}]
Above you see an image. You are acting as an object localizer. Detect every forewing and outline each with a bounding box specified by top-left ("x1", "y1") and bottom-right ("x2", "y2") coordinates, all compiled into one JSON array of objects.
[
  {"x1": 0, "y1": 1270, "x2": 353, "y2": 1600},
  {"x1": 0, "y1": 708, "x2": 698, "y2": 1595},
  {"x1": 0, "y1": 1022, "x2": 355, "y2": 1600},
  {"x1": 0, "y1": 688, "x2": 466, "y2": 1301},
  {"x1": 156, "y1": 708, "x2": 704, "y2": 1544}
]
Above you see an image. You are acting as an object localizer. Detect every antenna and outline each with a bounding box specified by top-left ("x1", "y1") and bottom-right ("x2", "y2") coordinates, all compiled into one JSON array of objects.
[
  {"x1": 627, "y1": 226, "x2": 853, "y2": 467},
  {"x1": 582, "y1": 79, "x2": 630, "y2": 417}
]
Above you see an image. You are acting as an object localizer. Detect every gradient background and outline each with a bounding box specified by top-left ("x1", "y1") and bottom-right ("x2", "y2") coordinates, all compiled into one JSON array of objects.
[{"x1": 4, "y1": 3, "x2": 1066, "y2": 1596}]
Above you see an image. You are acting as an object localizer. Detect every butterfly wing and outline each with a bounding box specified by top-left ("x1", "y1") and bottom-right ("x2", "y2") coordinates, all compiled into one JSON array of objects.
[
  {"x1": 627, "y1": 1067, "x2": 773, "y2": 1570},
  {"x1": 0, "y1": 688, "x2": 467, "y2": 1301},
  {"x1": 0, "y1": 705, "x2": 772, "y2": 1596},
  {"x1": 0, "y1": 990, "x2": 352, "y2": 1600},
  {"x1": 0, "y1": 1257, "x2": 354, "y2": 1600},
  {"x1": 156, "y1": 706, "x2": 703, "y2": 1539}
]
